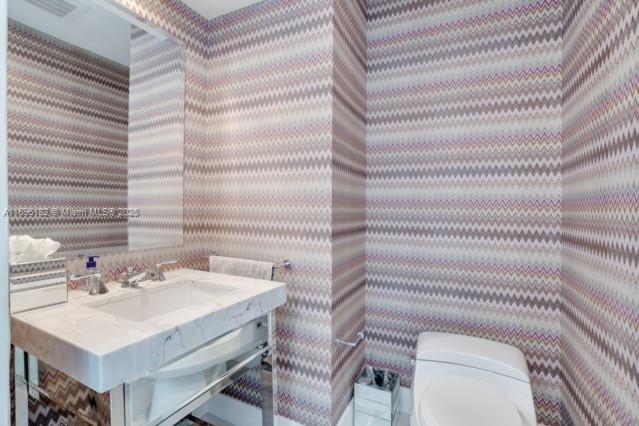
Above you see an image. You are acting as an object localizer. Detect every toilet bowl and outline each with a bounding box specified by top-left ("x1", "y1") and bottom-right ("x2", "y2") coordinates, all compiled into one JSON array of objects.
[{"x1": 410, "y1": 332, "x2": 537, "y2": 426}]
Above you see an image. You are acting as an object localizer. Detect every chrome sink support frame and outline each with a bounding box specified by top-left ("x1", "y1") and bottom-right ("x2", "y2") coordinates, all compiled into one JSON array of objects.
[
  {"x1": 260, "y1": 310, "x2": 276, "y2": 426},
  {"x1": 14, "y1": 312, "x2": 277, "y2": 426}
]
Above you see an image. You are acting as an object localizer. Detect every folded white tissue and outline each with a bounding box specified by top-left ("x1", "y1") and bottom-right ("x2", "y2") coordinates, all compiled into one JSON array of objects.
[{"x1": 9, "y1": 235, "x2": 61, "y2": 264}]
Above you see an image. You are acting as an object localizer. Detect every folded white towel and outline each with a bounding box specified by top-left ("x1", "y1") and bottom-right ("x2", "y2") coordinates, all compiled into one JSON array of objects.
[{"x1": 209, "y1": 256, "x2": 273, "y2": 281}]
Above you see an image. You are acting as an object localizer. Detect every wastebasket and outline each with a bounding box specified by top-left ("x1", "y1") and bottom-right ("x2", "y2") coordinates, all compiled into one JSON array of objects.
[{"x1": 354, "y1": 366, "x2": 400, "y2": 426}]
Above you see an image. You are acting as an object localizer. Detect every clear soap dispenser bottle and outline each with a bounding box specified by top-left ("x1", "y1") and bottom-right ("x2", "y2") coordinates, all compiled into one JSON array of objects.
[{"x1": 86, "y1": 255, "x2": 108, "y2": 295}]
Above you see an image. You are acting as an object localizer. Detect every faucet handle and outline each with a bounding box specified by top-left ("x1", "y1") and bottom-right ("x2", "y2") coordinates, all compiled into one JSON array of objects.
[
  {"x1": 153, "y1": 260, "x2": 177, "y2": 281},
  {"x1": 117, "y1": 266, "x2": 137, "y2": 285}
]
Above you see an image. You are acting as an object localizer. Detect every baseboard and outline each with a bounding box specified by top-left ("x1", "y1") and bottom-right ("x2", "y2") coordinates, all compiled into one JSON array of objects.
[{"x1": 195, "y1": 387, "x2": 411, "y2": 426}]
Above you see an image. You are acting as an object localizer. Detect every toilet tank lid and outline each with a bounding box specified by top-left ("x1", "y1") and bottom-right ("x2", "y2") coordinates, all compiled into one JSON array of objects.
[{"x1": 415, "y1": 332, "x2": 530, "y2": 383}]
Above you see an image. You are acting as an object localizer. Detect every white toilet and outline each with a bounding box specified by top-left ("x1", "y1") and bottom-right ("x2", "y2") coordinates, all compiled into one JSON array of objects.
[{"x1": 411, "y1": 332, "x2": 537, "y2": 426}]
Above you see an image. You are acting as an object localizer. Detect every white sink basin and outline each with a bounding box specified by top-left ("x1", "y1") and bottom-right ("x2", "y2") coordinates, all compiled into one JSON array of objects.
[{"x1": 88, "y1": 280, "x2": 235, "y2": 321}]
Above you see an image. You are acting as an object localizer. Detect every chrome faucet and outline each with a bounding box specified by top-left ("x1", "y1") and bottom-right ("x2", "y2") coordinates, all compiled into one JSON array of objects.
[
  {"x1": 150, "y1": 260, "x2": 177, "y2": 281},
  {"x1": 70, "y1": 270, "x2": 109, "y2": 295},
  {"x1": 117, "y1": 266, "x2": 151, "y2": 288}
]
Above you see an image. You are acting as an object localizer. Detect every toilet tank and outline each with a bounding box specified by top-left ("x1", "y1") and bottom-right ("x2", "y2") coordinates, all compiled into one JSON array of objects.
[{"x1": 412, "y1": 332, "x2": 536, "y2": 425}]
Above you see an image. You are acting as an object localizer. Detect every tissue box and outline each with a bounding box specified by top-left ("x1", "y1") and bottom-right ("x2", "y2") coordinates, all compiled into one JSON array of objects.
[
  {"x1": 10, "y1": 257, "x2": 68, "y2": 313},
  {"x1": 354, "y1": 366, "x2": 400, "y2": 426}
]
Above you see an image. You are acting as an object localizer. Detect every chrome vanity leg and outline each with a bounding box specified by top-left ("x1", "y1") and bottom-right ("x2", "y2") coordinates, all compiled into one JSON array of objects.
[
  {"x1": 14, "y1": 347, "x2": 28, "y2": 426},
  {"x1": 261, "y1": 312, "x2": 275, "y2": 426},
  {"x1": 109, "y1": 384, "x2": 126, "y2": 426},
  {"x1": 260, "y1": 354, "x2": 274, "y2": 426}
]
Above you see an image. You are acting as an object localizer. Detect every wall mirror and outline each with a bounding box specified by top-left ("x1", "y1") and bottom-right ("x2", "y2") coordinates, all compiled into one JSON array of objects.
[{"x1": 6, "y1": 0, "x2": 185, "y2": 257}]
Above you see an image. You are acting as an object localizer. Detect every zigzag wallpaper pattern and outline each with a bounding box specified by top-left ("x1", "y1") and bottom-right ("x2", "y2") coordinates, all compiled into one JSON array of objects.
[
  {"x1": 60, "y1": 0, "x2": 211, "y2": 280},
  {"x1": 9, "y1": 0, "x2": 639, "y2": 425},
  {"x1": 7, "y1": 20, "x2": 130, "y2": 253},
  {"x1": 330, "y1": 0, "x2": 367, "y2": 423},
  {"x1": 18, "y1": 0, "x2": 213, "y2": 423},
  {"x1": 30, "y1": 360, "x2": 111, "y2": 425},
  {"x1": 561, "y1": 0, "x2": 639, "y2": 424},
  {"x1": 365, "y1": 1, "x2": 563, "y2": 424},
  {"x1": 206, "y1": 0, "x2": 336, "y2": 423},
  {"x1": 18, "y1": 0, "x2": 362, "y2": 424},
  {"x1": 127, "y1": 26, "x2": 185, "y2": 250}
]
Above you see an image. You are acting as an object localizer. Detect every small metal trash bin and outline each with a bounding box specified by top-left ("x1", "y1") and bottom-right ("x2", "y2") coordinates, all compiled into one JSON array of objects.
[{"x1": 354, "y1": 366, "x2": 400, "y2": 426}]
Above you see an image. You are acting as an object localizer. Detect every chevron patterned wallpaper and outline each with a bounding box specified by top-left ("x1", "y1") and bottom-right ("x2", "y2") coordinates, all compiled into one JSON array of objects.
[
  {"x1": 561, "y1": 0, "x2": 639, "y2": 425},
  {"x1": 127, "y1": 26, "x2": 185, "y2": 250},
  {"x1": 366, "y1": 1, "x2": 563, "y2": 425},
  {"x1": 61, "y1": 0, "x2": 211, "y2": 281},
  {"x1": 32, "y1": 360, "x2": 111, "y2": 425},
  {"x1": 331, "y1": 0, "x2": 367, "y2": 423},
  {"x1": 206, "y1": 0, "x2": 335, "y2": 423},
  {"x1": 18, "y1": 0, "x2": 213, "y2": 423},
  {"x1": 7, "y1": 20, "x2": 130, "y2": 253},
  {"x1": 14, "y1": 0, "x2": 357, "y2": 423},
  {"x1": 11, "y1": 0, "x2": 639, "y2": 425}
]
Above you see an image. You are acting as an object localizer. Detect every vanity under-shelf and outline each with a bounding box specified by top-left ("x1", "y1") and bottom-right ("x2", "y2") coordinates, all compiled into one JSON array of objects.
[{"x1": 11, "y1": 269, "x2": 287, "y2": 425}]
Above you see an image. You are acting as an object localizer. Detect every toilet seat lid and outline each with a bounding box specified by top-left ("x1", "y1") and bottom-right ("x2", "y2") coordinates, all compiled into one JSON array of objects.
[{"x1": 418, "y1": 375, "x2": 522, "y2": 426}]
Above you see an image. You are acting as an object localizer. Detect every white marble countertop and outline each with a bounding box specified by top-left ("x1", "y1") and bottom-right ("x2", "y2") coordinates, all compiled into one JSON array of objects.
[{"x1": 11, "y1": 268, "x2": 286, "y2": 393}]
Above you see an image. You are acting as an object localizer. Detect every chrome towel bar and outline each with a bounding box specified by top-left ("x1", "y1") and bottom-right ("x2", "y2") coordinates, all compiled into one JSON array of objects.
[{"x1": 336, "y1": 331, "x2": 365, "y2": 348}]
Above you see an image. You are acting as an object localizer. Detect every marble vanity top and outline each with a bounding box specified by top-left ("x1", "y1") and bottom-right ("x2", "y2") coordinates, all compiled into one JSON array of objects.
[{"x1": 11, "y1": 268, "x2": 286, "y2": 393}]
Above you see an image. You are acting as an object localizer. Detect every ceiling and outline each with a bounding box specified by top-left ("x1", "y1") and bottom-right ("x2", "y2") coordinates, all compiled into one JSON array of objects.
[
  {"x1": 180, "y1": 0, "x2": 264, "y2": 19},
  {"x1": 8, "y1": 0, "x2": 266, "y2": 66},
  {"x1": 9, "y1": 0, "x2": 133, "y2": 65}
]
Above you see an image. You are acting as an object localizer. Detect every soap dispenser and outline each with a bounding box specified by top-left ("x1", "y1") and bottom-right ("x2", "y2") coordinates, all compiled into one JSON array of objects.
[
  {"x1": 86, "y1": 255, "x2": 98, "y2": 272},
  {"x1": 86, "y1": 255, "x2": 108, "y2": 295}
]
